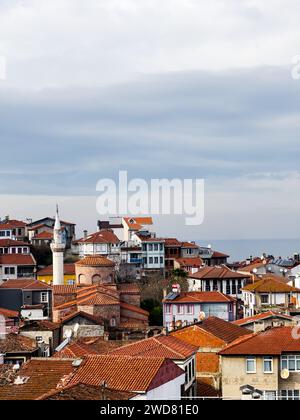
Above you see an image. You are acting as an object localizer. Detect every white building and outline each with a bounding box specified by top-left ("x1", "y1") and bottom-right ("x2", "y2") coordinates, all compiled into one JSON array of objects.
[{"x1": 241, "y1": 277, "x2": 300, "y2": 318}]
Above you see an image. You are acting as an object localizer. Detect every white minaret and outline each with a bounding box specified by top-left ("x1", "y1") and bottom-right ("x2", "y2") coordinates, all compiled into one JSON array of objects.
[{"x1": 51, "y1": 205, "x2": 66, "y2": 286}]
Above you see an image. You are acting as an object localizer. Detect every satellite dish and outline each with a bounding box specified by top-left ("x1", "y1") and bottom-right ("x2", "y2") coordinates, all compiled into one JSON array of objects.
[
  {"x1": 207, "y1": 244, "x2": 212, "y2": 249},
  {"x1": 281, "y1": 369, "x2": 290, "y2": 380},
  {"x1": 199, "y1": 311, "x2": 206, "y2": 321},
  {"x1": 253, "y1": 268, "x2": 258, "y2": 274}
]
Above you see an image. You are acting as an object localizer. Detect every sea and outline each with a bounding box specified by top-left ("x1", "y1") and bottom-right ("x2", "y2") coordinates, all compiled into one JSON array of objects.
[{"x1": 197, "y1": 239, "x2": 300, "y2": 263}]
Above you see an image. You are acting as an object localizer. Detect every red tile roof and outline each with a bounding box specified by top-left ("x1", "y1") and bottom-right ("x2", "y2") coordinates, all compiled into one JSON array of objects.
[
  {"x1": 38, "y1": 263, "x2": 75, "y2": 277},
  {"x1": 181, "y1": 242, "x2": 199, "y2": 249},
  {"x1": 77, "y1": 230, "x2": 120, "y2": 245},
  {"x1": 164, "y1": 238, "x2": 182, "y2": 247},
  {"x1": 123, "y1": 217, "x2": 153, "y2": 230},
  {"x1": 0, "y1": 307, "x2": 19, "y2": 318},
  {"x1": 75, "y1": 255, "x2": 115, "y2": 267},
  {"x1": 0, "y1": 333, "x2": 38, "y2": 353},
  {"x1": 20, "y1": 320, "x2": 61, "y2": 331},
  {"x1": 242, "y1": 277, "x2": 300, "y2": 293},
  {"x1": 118, "y1": 283, "x2": 141, "y2": 294},
  {"x1": 68, "y1": 355, "x2": 184, "y2": 392},
  {"x1": 176, "y1": 257, "x2": 203, "y2": 267},
  {"x1": 233, "y1": 311, "x2": 294, "y2": 326},
  {"x1": 0, "y1": 279, "x2": 51, "y2": 290},
  {"x1": 39, "y1": 383, "x2": 136, "y2": 400},
  {"x1": 163, "y1": 291, "x2": 236, "y2": 304},
  {"x1": 0, "y1": 239, "x2": 29, "y2": 247},
  {"x1": 53, "y1": 342, "x2": 99, "y2": 358},
  {"x1": 109, "y1": 335, "x2": 197, "y2": 360},
  {"x1": 120, "y1": 302, "x2": 149, "y2": 316},
  {"x1": 0, "y1": 220, "x2": 26, "y2": 230},
  {"x1": 0, "y1": 254, "x2": 36, "y2": 266},
  {"x1": 219, "y1": 326, "x2": 300, "y2": 356},
  {"x1": 0, "y1": 359, "x2": 77, "y2": 400},
  {"x1": 212, "y1": 251, "x2": 230, "y2": 258},
  {"x1": 197, "y1": 317, "x2": 251, "y2": 343},
  {"x1": 60, "y1": 311, "x2": 104, "y2": 325},
  {"x1": 188, "y1": 266, "x2": 250, "y2": 280},
  {"x1": 32, "y1": 231, "x2": 53, "y2": 240},
  {"x1": 52, "y1": 285, "x2": 77, "y2": 296}
]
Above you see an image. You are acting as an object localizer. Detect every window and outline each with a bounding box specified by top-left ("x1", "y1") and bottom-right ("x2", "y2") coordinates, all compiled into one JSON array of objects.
[
  {"x1": 177, "y1": 305, "x2": 184, "y2": 315},
  {"x1": 263, "y1": 356, "x2": 273, "y2": 373},
  {"x1": 110, "y1": 318, "x2": 116, "y2": 327},
  {"x1": 154, "y1": 257, "x2": 159, "y2": 264},
  {"x1": 165, "y1": 304, "x2": 172, "y2": 315},
  {"x1": 160, "y1": 257, "x2": 164, "y2": 264},
  {"x1": 226, "y1": 281, "x2": 231, "y2": 295},
  {"x1": 261, "y1": 294, "x2": 269, "y2": 304},
  {"x1": 186, "y1": 304, "x2": 193, "y2": 315},
  {"x1": 281, "y1": 355, "x2": 300, "y2": 372},
  {"x1": 40, "y1": 292, "x2": 48, "y2": 303},
  {"x1": 280, "y1": 390, "x2": 300, "y2": 401},
  {"x1": 246, "y1": 356, "x2": 256, "y2": 373},
  {"x1": 67, "y1": 280, "x2": 75, "y2": 285},
  {"x1": 148, "y1": 244, "x2": 153, "y2": 251},
  {"x1": 149, "y1": 257, "x2": 153, "y2": 264},
  {"x1": 154, "y1": 244, "x2": 159, "y2": 251},
  {"x1": 4, "y1": 267, "x2": 15, "y2": 275}
]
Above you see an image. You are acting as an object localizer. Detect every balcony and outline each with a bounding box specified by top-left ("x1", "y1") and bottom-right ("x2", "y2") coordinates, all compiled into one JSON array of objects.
[{"x1": 130, "y1": 258, "x2": 143, "y2": 264}]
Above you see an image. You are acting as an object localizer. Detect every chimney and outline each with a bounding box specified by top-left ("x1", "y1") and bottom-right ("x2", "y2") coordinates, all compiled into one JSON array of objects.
[{"x1": 83, "y1": 230, "x2": 88, "y2": 239}]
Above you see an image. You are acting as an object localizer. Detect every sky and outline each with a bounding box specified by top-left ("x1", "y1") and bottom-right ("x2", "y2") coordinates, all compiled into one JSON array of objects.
[{"x1": 1, "y1": 0, "x2": 300, "y2": 240}]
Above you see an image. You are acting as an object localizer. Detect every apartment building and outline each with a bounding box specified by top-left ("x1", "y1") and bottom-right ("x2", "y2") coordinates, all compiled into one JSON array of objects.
[{"x1": 220, "y1": 326, "x2": 300, "y2": 400}]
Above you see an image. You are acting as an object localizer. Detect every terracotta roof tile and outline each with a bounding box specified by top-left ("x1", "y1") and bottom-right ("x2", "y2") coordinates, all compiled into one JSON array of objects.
[
  {"x1": 188, "y1": 266, "x2": 250, "y2": 280},
  {"x1": 0, "y1": 333, "x2": 38, "y2": 354},
  {"x1": 53, "y1": 342, "x2": 99, "y2": 358},
  {"x1": 196, "y1": 316, "x2": 251, "y2": 343},
  {"x1": 120, "y1": 302, "x2": 149, "y2": 316},
  {"x1": 110, "y1": 335, "x2": 197, "y2": 360},
  {"x1": 75, "y1": 255, "x2": 115, "y2": 267},
  {"x1": 0, "y1": 239, "x2": 29, "y2": 247},
  {"x1": 163, "y1": 291, "x2": 236, "y2": 304},
  {"x1": 39, "y1": 383, "x2": 136, "y2": 400},
  {"x1": 233, "y1": 311, "x2": 294, "y2": 326},
  {"x1": 0, "y1": 254, "x2": 36, "y2": 266},
  {"x1": 0, "y1": 220, "x2": 27, "y2": 230},
  {"x1": 176, "y1": 257, "x2": 203, "y2": 267},
  {"x1": 32, "y1": 231, "x2": 53, "y2": 240},
  {"x1": 77, "y1": 230, "x2": 120, "y2": 245},
  {"x1": 0, "y1": 279, "x2": 51, "y2": 290},
  {"x1": 242, "y1": 277, "x2": 300, "y2": 293},
  {"x1": 219, "y1": 326, "x2": 300, "y2": 355},
  {"x1": 68, "y1": 355, "x2": 183, "y2": 392},
  {"x1": 0, "y1": 359, "x2": 77, "y2": 400}
]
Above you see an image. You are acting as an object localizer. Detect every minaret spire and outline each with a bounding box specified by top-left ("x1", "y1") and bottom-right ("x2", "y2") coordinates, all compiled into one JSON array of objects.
[{"x1": 51, "y1": 205, "x2": 65, "y2": 286}]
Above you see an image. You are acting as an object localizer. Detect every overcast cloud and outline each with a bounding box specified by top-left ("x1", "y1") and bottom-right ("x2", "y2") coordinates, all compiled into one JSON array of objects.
[{"x1": 0, "y1": 0, "x2": 300, "y2": 239}]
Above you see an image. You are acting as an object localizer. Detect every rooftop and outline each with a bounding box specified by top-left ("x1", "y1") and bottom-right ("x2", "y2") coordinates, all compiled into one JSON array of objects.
[
  {"x1": 0, "y1": 279, "x2": 51, "y2": 290},
  {"x1": 68, "y1": 355, "x2": 183, "y2": 392},
  {"x1": 0, "y1": 333, "x2": 38, "y2": 354},
  {"x1": 242, "y1": 277, "x2": 300, "y2": 293},
  {"x1": 0, "y1": 254, "x2": 36, "y2": 266},
  {"x1": 188, "y1": 265, "x2": 250, "y2": 280},
  {"x1": 219, "y1": 326, "x2": 300, "y2": 356},
  {"x1": 77, "y1": 230, "x2": 120, "y2": 245},
  {"x1": 163, "y1": 291, "x2": 236, "y2": 304},
  {"x1": 233, "y1": 311, "x2": 294, "y2": 326},
  {"x1": 109, "y1": 335, "x2": 197, "y2": 360},
  {"x1": 75, "y1": 255, "x2": 115, "y2": 267},
  {"x1": 172, "y1": 316, "x2": 251, "y2": 344}
]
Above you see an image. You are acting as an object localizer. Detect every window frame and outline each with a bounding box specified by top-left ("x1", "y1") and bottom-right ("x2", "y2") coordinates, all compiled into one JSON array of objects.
[{"x1": 246, "y1": 356, "x2": 257, "y2": 374}]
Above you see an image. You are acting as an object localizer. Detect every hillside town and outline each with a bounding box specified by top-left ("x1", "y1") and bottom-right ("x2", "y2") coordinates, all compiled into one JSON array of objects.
[{"x1": 0, "y1": 209, "x2": 300, "y2": 401}]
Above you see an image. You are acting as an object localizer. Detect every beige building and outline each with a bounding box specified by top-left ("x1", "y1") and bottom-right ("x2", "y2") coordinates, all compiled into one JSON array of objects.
[{"x1": 220, "y1": 326, "x2": 300, "y2": 400}]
